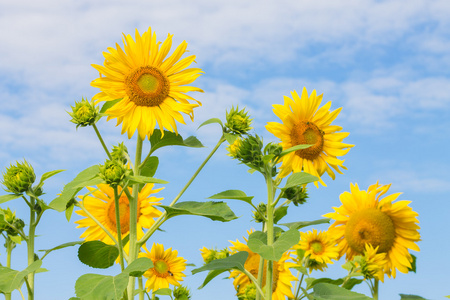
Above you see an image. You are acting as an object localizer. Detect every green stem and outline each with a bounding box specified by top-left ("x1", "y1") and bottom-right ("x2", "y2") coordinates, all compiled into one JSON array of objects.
[
  {"x1": 138, "y1": 277, "x2": 145, "y2": 300},
  {"x1": 113, "y1": 186, "x2": 126, "y2": 271},
  {"x1": 93, "y1": 123, "x2": 112, "y2": 159},
  {"x1": 137, "y1": 135, "x2": 226, "y2": 247},
  {"x1": 264, "y1": 170, "x2": 275, "y2": 300},
  {"x1": 5, "y1": 237, "x2": 13, "y2": 300},
  {"x1": 372, "y1": 279, "x2": 379, "y2": 300},
  {"x1": 242, "y1": 269, "x2": 266, "y2": 300},
  {"x1": 255, "y1": 222, "x2": 266, "y2": 300},
  {"x1": 27, "y1": 197, "x2": 36, "y2": 300},
  {"x1": 127, "y1": 136, "x2": 144, "y2": 300},
  {"x1": 294, "y1": 273, "x2": 305, "y2": 300},
  {"x1": 18, "y1": 288, "x2": 26, "y2": 300}
]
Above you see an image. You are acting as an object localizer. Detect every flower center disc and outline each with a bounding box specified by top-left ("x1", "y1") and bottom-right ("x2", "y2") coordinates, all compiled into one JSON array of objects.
[
  {"x1": 344, "y1": 208, "x2": 395, "y2": 254},
  {"x1": 290, "y1": 121, "x2": 324, "y2": 160},
  {"x1": 310, "y1": 241, "x2": 324, "y2": 255},
  {"x1": 154, "y1": 260, "x2": 170, "y2": 277},
  {"x1": 125, "y1": 66, "x2": 170, "y2": 107}
]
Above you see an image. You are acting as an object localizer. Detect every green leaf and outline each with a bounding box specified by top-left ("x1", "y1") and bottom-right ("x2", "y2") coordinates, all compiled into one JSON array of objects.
[
  {"x1": 223, "y1": 132, "x2": 238, "y2": 144},
  {"x1": 100, "y1": 98, "x2": 122, "y2": 114},
  {"x1": 208, "y1": 189, "x2": 254, "y2": 205},
  {"x1": 124, "y1": 257, "x2": 153, "y2": 277},
  {"x1": 306, "y1": 277, "x2": 362, "y2": 290},
  {"x1": 197, "y1": 269, "x2": 228, "y2": 289},
  {"x1": 0, "y1": 260, "x2": 42, "y2": 293},
  {"x1": 154, "y1": 288, "x2": 172, "y2": 296},
  {"x1": 274, "y1": 206, "x2": 288, "y2": 224},
  {"x1": 192, "y1": 251, "x2": 248, "y2": 274},
  {"x1": 198, "y1": 118, "x2": 223, "y2": 129},
  {"x1": 149, "y1": 130, "x2": 204, "y2": 155},
  {"x1": 39, "y1": 241, "x2": 83, "y2": 260},
  {"x1": 0, "y1": 194, "x2": 21, "y2": 204},
  {"x1": 66, "y1": 200, "x2": 75, "y2": 222},
  {"x1": 280, "y1": 218, "x2": 330, "y2": 230},
  {"x1": 313, "y1": 283, "x2": 372, "y2": 300},
  {"x1": 408, "y1": 254, "x2": 417, "y2": 273},
  {"x1": 140, "y1": 156, "x2": 159, "y2": 178},
  {"x1": 279, "y1": 144, "x2": 313, "y2": 158},
  {"x1": 127, "y1": 175, "x2": 168, "y2": 185},
  {"x1": 247, "y1": 229, "x2": 300, "y2": 261},
  {"x1": 75, "y1": 273, "x2": 128, "y2": 300},
  {"x1": 399, "y1": 295, "x2": 428, "y2": 300},
  {"x1": 160, "y1": 201, "x2": 238, "y2": 222},
  {"x1": 282, "y1": 172, "x2": 319, "y2": 190},
  {"x1": 78, "y1": 241, "x2": 119, "y2": 269},
  {"x1": 49, "y1": 165, "x2": 101, "y2": 212},
  {"x1": 35, "y1": 169, "x2": 65, "y2": 189}
]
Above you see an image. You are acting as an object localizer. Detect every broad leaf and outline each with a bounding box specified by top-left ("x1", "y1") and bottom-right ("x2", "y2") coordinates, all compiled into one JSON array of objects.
[
  {"x1": 192, "y1": 251, "x2": 248, "y2": 274},
  {"x1": 100, "y1": 98, "x2": 122, "y2": 114},
  {"x1": 280, "y1": 218, "x2": 330, "y2": 230},
  {"x1": 399, "y1": 295, "x2": 428, "y2": 300},
  {"x1": 0, "y1": 260, "x2": 42, "y2": 293},
  {"x1": 124, "y1": 257, "x2": 153, "y2": 277},
  {"x1": 39, "y1": 241, "x2": 83, "y2": 260},
  {"x1": 282, "y1": 172, "x2": 319, "y2": 190},
  {"x1": 198, "y1": 118, "x2": 223, "y2": 129},
  {"x1": 208, "y1": 189, "x2": 254, "y2": 205},
  {"x1": 0, "y1": 194, "x2": 21, "y2": 205},
  {"x1": 306, "y1": 277, "x2": 363, "y2": 290},
  {"x1": 75, "y1": 273, "x2": 128, "y2": 300},
  {"x1": 127, "y1": 175, "x2": 168, "y2": 185},
  {"x1": 274, "y1": 206, "x2": 288, "y2": 224},
  {"x1": 160, "y1": 201, "x2": 238, "y2": 222},
  {"x1": 78, "y1": 241, "x2": 119, "y2": 269},
  {"x1": 149, "y1": 130, "x2": 204, "y2": 155},
  {"x1": 247, "y1": 229, "x2": 300, "y2": 261},
  {"x1": 279, "y1": 144, "x2": 313, "y2": 158},
  {"x1": 140, "y1": 156, "x2": 159, "y2": 178},
  {"x1": 313, "y1": 283, "x2": 372, "y2": 300},
  {"x1": 154, "y1": 288, "x2": 172, "y2": 296},
  {"x1": 49, "y1": 165, "x2": 101, "y2": 212}
]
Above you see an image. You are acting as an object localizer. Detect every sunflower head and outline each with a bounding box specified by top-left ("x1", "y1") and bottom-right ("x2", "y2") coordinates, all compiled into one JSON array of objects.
[
  {"x1": 69, "y1": 98, "x2": 99, "y2": 128},
  {"x1": 266, "y1": 87, "x2": 354, "y2": 186},
  {"x1": 91, "y1": 27, "x2": 204, "y2": 140},
  {"x1": 2, "y1": 160, "x2": 36, "y2": 194},
  {"x1": 324, "y1": 182, "x2": 420, "y2": 278},
  {"x1": 225, "y1": 106, "x2": 253, "y2": 135}
]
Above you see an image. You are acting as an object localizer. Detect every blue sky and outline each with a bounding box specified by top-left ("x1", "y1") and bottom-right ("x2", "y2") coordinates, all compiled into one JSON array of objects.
[{"x1": 1, "y1": 0, "x2": 449, "y2": 299}]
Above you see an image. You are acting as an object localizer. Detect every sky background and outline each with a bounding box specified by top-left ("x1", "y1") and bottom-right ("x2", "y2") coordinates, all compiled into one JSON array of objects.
[{"x1": 0, "y1": 0, "x2": 449, "y2": 299}]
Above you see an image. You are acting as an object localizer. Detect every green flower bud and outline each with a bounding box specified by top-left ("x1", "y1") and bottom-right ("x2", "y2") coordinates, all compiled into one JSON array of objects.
[
  {"x1": 2, "y1": 160, "x2": 36, "y2": 194},
  {"x1": 235, "y1": 135, "x2": 264, "y2": 168},
  {"x1": 173, "y1": 285, "x2": 191, "y2": 300},
  {"x1": 0, "y1": 208, "x2": 25, "y2": 236},
  {"x1": 264, "y1": 142, "x2": 283, "y2": 157},
  {"x1": 111, "y1": 142, "x2": 129, "y2": 164},
  {"x1": 253, "y1": 203, "x2": 266, "y2": 223},
  {"x1": 226, "y1": 137, "x2": 242, "y2": 159},
  {"x1": 99, "y1": 160, "x2": 128, "y2": 186},
  {"x1": 225, "y1": 106, "x2": 253, "y2": 134},
  {"x1": 68, "y1": 98, "x2": 99, "y2": 128},
  {"x1": 282, "y1": 186, "x2": 308, "y2": 206},
  {"x1": 215, "y1": 248, "x2": 230, "y2": 260}
]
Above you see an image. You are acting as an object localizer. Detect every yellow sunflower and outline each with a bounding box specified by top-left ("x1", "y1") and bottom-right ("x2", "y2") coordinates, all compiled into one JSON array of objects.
[
  {"x1": 91, "y1": 27, "x2": 204, "y2": 140},
  {"x1": 229, "y1": 233, "x2": 297, "y2": 300},
  {"x1": 266, "y1": 87, "x2": 353, "y2": 186},
  {"x1": 139, "y1": 243, "x2": 187, "y2": 292},
  {"x1": 294, "y1": 229, "x2": 339, "y2": 273},
  {"x1": 358, "y1": 244, "x2": 387, "y2": 282},
  {"x1": 75, "y1": 183, "x2": 163, "y2": 247},
  {"x1": 323, "y1": 182, "x2": 420, "y2": 278}
]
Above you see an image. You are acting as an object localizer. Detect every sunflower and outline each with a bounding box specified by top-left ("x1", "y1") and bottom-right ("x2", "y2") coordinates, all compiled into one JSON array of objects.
[
  {"x1": 323, "y1": 182, "x2": 420, "y2": 278},
  {"x1": 294, "y1": 229, "x2": 339, "y2": 273},
  {"x1": 358, "y1": 244, "x2": 387, "y2": 282},
  {"x1": 266, "y1": 87, "x2": 353, "y2": 186},
  {"x1": 229, "y1": 233, "x2": 297, "y2": 300},
  {"x1": 139, "y1": 243, "x2": 187, "y2": 292},
  {"x1": 91, "y1": 27, "x2": 204, "y2": 140},
  {"x1": 75, "y1": 183, "x2": 163, "y2": 247}
]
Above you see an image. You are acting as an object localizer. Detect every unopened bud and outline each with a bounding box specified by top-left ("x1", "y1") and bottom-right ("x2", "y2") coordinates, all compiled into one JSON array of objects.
[
  {"x1": 99, "y1": 160, "x2": 128, "y2": 186},
  {"x1": 225, "y1": 106, "x2": 253, "y2": 134},
  {"x1": 69, "y1": 98, "x2": 99, "y2": 128},
  {"x1": 2, "y1": 160, "x2": 36, "y2": 194}
]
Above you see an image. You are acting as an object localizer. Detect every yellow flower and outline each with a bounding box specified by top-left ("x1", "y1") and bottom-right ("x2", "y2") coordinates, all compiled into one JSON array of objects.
[
  {"x1": 75, "y1": 184, "x2": 163, "y2": 249},
  {"x1": 91, "y1": 27, "x2": 203, "y2": 140},
  {"x1": 139, "y1": 243, "x2": 187, "y2": 292},
  {"x1": 294, "y1": 229, "x2": 339, "y2": 273},
  {"x1": 229, "y1": 233, "x2": 297, "y2": 300},
  {"x1": 324, "y1": 182, "x2": 420, "y2": 278},
  {"x1": 266, "y1": 87, "x2": 353, "y2": 186},
  {"x1": 226, "y1": 137, "x2": 242, "y2": 158},
  {"x1": 359, "y1": 244, "x2": 388, "y2": 282}
]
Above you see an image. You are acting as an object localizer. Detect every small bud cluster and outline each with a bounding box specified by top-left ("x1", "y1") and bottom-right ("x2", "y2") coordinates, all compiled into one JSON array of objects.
[
  {"x1": 0, "y1": 208, "x2": 25, "y2": 236},
  {"x1": 173, "y1": 285, "x2": 191, "y2": 300},
  {"x1": 99, "y1": 160, "x2": 129, "y2": 186},
  {"x1": 111, "y1": 142, "x2": 129, "y2": 165},
  {"x1": 69, "y1": 98, "x2": 99, "y2": 128},
  {"x1": 233, "y1": 135, "x2": 264, "y2": 168},
  {"x1": 237, "y1": 282, "x2": 257, "y2": 300},
  {"x1": 2, "y1": 160, "x2": 36, "y2": 194},
  {"x1": 253, "y1": 203, "x2": 267, "y2": 223},
  {"x1": 201, "y1": 247, "x2": 230, "y2": 264},
  {"x1": 225, "y1": 106, "x2": 253, "y2": 135},
  {"x1": 282, "y1": 186, "x2": 308, "y2": 206}
]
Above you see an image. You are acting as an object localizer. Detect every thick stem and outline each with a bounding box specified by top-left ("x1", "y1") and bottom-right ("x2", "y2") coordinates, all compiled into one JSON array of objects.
[
  {"x1": 93, "y1": 123, "x2": 112, "y2": 159},
  {"x1": 138, "y1": 277, "x2": 145, "y2": 300},
  {"x1": 127, "y1": 136, "x2": 144, "y2": 300},
  {"x1": 264, "y1": 172, "x2": 275, "y2": 300},
  {"x1": 137, "y1": 136, "x2": 226, "y2": 247},
  {"x1": 5, "y1": 238, "x2": 13, "y2": 300},
  {"x1": 113, "y1": 186, "x2": 126, "y2": 271},
  {"x1": 372, "y1": 279, "x2": 379, "y2": 300},
  {"x1": 27, "y1": 197, "x2": 36, "y2": 300}
]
